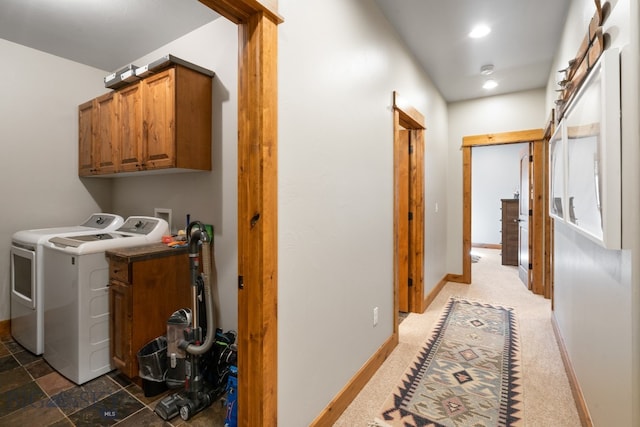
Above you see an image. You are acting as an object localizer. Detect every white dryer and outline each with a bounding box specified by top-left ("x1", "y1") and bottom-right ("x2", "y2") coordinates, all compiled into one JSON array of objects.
[
  {"x1": 10, "y1": 213, "x2": 124, "y2": 355},
  {"x1": 42, "y1": 216, "x2": 169, "y2": 384}
]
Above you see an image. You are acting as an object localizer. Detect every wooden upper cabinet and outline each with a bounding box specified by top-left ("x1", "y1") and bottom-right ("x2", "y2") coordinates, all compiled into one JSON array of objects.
[
  {"x1": 78, "y1": 93, "x2": 119, "y2": 175},
  {"x1": 118, "y1": 83, "x2": 144, "y2": 172},
  {"x1": 143, "y1": 68, "x2": 176, "y2": 169},
  {"x1": 94, "y1": 92, "x2": 119, "y2": 174},
  {"x1": 78, "y1": 64, "x2": 212, "y2": 177},
  {"x1": 142, "y1": 65, "x2": 212, "y2": 171},
  {"x1": 78, "y1": 100, "x2": 94, "y2": 176}
]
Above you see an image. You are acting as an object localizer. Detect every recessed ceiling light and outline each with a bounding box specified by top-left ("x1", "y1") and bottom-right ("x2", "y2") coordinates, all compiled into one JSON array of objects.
[
  {"x1": 483, "y1": 79, "x2": 498, "y2": 90},
  {"x1": 469, "y1": 25, "x2": 491, "y2": 39}
]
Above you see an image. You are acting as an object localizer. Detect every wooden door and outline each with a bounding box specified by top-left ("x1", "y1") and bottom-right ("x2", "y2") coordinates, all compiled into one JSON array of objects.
[
  {"x1": 518, "y1": 146, "x2": 531, "y2": 288},
  {"x1": 393, "y1": 94, "x2": 425, "y2": 316},
  {"x1": 118, "y1": 83, "x2": 144, "y2": 172},
  {"x1": 397, "y1": 129, "x2": 410, "y2": 312},
  {"x1": 78, "y1": 100, "x2": 94, "y2": 176},
  {"x1": 94, "y1": 92, "x2": 119, "y2": 174},
  {"x1": 143, "y1": 68, "x2": 176, "y2": 169}
]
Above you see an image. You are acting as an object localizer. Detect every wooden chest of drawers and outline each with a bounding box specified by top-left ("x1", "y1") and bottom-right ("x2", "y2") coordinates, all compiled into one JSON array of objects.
[{"x1": 501, "y1": 199, "x2": 519, "y2": 266}]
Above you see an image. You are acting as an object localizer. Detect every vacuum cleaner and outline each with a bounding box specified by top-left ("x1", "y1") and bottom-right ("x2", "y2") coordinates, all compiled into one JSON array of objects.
[{"x1": 154, "y1": 221, "x2": 233, "y2": 421}]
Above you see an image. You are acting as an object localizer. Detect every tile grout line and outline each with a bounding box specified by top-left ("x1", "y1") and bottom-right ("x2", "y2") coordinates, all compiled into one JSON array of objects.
[{"x1": 1, "y1": 337, "x2": 148, "y2": 427}]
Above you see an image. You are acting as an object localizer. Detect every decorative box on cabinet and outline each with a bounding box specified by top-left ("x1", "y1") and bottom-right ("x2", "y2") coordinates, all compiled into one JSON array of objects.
[
  {"x1": 501, "y1": 199, "x2": 519, "y2": 266},
  {"x1": 107, "y1": 243, "x2": 191, "y2": 380},
  {"x1": 79, "y1": 64, "x2": 213, "y2": 177}
]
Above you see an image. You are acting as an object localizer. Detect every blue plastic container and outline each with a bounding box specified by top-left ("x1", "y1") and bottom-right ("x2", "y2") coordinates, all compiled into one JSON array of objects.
[{"x1": 224, "y1": 365, "x2": 238, "y2": 427}]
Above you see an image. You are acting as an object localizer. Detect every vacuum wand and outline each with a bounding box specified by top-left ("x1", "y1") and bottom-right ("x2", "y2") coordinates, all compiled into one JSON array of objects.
[{"x1": 183, "y1": 222, "x2": 214, "y2": 356}]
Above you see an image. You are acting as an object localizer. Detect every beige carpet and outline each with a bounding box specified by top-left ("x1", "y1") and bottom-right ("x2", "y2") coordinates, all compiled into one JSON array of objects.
[{"x1": 334, "y1": 248, "x2": 581, "y2": 426}]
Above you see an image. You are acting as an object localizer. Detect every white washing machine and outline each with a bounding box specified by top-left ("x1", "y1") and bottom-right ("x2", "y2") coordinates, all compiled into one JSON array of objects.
[
  {"x1": 42, "y1": 216, "x2": 169, "y2": 384},
  {"x1": 10, "y1": 213, "x2": 124, "y2": 355}
]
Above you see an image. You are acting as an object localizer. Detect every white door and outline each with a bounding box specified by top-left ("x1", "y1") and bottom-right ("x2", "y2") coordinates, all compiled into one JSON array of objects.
[{"x1": 518, "y1": 146, "x2": 531, "y2": 288}]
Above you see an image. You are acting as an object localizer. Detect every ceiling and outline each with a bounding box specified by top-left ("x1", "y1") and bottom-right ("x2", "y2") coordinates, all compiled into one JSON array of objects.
[
  {"x1": 0, "y1": 0, "x2": 571, "y2": 102},
  {"x1": 375, "y1": 0, "x2": 571, "y2": 102},
  {"x1": 0, "y1": 0, "x2": 219, "y2": 72}
]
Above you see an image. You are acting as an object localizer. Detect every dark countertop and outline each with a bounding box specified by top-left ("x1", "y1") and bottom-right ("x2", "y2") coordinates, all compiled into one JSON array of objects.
[{"x1": 106, "y1": 242, "x2": 188, "y2": 263}]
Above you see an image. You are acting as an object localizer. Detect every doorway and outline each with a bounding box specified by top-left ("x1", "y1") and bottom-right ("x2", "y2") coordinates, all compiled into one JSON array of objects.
[
  {"x1": 393, "y1": 92, "x2": 425, "y2": 325},
  {"x1": 470, "y1": 142, "x2": 528, "y2": 279},
  {"x1": 459, "y1": 129, "x2": 549, "y2": 296}
]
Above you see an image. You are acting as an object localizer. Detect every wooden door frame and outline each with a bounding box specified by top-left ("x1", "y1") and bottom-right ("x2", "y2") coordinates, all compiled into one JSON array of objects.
[
  {"x1": 459, "y1": 129, "x2": 548, "y2": 296},
  {"x1": 393, "y1": 92, "x2": 425, "y2": 324},
  {"x1": 198, "y1": 1, "x2": 283, "y2": 426},
  {"x1": 543, "y1": 113, "x2": 555, "y2": 303}
]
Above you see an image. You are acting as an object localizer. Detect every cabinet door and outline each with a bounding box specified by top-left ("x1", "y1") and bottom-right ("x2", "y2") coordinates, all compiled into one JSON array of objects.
[
  {"x1": 143, "y1": 68, "x2": 175, "y2": 169},
  {"x1": 118, "y1": 83, "x2": 144, "y2": 172},
  {"x1": 94, "y1": 92, "x2": 119, "y2": 174},
  {"x1": 78, "y1": 100, "x2": 94, "y2": 176},
  {"x1": 109, "y1": 280, "x2": 133, "y2": 377}
]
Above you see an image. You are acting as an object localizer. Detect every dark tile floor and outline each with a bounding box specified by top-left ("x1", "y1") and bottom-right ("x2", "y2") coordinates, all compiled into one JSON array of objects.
[{"x1": 0, "y1": 335, "x2": 226, "y2": 426}]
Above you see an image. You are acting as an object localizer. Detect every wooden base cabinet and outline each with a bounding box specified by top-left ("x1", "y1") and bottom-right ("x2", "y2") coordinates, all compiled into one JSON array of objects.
[{"x1": 107, "y1": 244, "x2": 191, "y2": 380}]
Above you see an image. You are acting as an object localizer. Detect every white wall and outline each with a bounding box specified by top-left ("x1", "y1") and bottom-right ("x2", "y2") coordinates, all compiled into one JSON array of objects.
[
  {"x1": 546, "y1": 0, "x2": 639, "y2": 425},
  {"x1": 447, "y1": 89, "x2": 546, "y2": 274},
  {"x1": 0, "y1": 39, "x2": 112, "y2": 322},
  {"x1": 277, "y1": 0, "x2": 448, "y2": 425},
  {"x1": 110, "y1": 18, "x2": 239, "y2": 331},
  {"x1": 472, "y1": 143, "x2": 527, "y2": 245}
]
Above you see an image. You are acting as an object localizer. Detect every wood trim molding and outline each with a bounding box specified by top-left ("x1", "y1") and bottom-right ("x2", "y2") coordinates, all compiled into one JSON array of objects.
[
  {"x1": 422, "y1": 275, "x2": 449, "y2": 313},
  {"x1": 198, "y1": 1, "x2": 283, "y2": 426},
  {"x1": 472, "y1": 243, "x2": 502, "y2": 249},
  {"x1": 531, "y1": 140, "x2": 546, "y2": 295},
  {"x1": 551, "y1": 314, "x2": 593, "y2": 427},
  {"x1": 462, "y1": 129, "x2": 544, "y2": 147},
  {"x1": 544, "y1": 112, "x2": 555, "y2": 301},
  {"x1": 445, "y1": 273, "x2": 465, "y2": 283},
  {"x1": 410, "y1": 128, "x2": 425, "y2": 313},
  {"x1": 462, "y1": 147, "x2": 472, "y2": 284},
  {"x1": 199, "y1": 0, "x2": 283, "y2": 24},
  {"x1": 0, "y1": 319, "x2": 9, "y2": 339},
  {"x1": 393, "y1": 92, "x2": 425, "y2": 129},
  {"x1": 236, "y1": 12, "x2": 279, "y2": 427},
  {"x1": 310, "y1": 333, "x2": 398, "y2": 426}
]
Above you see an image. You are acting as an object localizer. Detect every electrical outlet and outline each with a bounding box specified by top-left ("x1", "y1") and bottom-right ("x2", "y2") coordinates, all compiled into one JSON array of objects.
[
  {"x1": 373, "y1": 306, "x2": 379, "y2": 327},
  {"x1": 435, "y1": 202, "x2": 439, "y2": 213}
]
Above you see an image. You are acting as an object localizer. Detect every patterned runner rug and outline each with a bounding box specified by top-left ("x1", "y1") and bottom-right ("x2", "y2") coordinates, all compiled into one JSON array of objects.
[{"x1": 374, "y1": 298, "x2": 523, "y2": 426}]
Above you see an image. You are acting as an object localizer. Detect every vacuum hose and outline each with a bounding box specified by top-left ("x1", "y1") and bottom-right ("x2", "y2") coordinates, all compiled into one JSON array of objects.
[{"x1": 185, "y1": 225, "x2": 215, "y2": 356}]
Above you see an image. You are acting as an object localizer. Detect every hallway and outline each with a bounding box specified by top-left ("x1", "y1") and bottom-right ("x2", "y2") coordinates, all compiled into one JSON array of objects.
[{"x1": 335, "y1": 248, "x2": 581, "y2": 426}]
